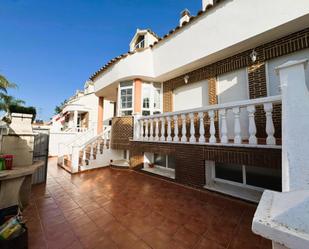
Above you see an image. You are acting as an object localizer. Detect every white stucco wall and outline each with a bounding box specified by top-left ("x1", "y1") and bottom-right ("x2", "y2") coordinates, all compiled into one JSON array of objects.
[{"x1": 94, "y1": 0, "x2": 309, "y2": 94}]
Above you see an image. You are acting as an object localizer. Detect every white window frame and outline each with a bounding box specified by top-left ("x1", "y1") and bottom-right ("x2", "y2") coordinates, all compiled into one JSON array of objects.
[
  {"x1": 118, "y1": 82, "x2": 134, "y2": 116},
  {"x1": 144, "y1": 153, "x2": 175, "y2": 172},
  {"x1": 141, "y1": 82, "x2": 163, "y2": 116}
]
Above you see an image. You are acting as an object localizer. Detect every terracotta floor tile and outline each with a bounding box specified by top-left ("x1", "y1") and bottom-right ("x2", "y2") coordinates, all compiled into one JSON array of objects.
[
  {"x1": 172, "y1": 226, "x2": 200, "y2": 248},
  {"x1": 25, "y1": 158, "x2": 272, "y2": 249},
  {"x1": 195, "y1": 238, "x2": 225, "y2": 249}
]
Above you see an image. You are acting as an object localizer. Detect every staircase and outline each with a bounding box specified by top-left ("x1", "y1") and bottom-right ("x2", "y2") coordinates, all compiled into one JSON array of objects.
[{"x1": 57, "y1": 126, "x2": 123, "y2": 173}]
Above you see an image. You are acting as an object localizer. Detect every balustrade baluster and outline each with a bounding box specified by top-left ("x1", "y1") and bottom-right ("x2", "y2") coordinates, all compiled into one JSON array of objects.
[
  {"x1": 140, "y1": 120, "x2": 144, "y2": 141},
  {"x1": 167, "y1": 116, "x2": 172, "y2": 142},
  {"x1": 181, "y1": 114, "x2": 187, "y2": 142},
  {"x1": 154, "y1": 119, "x2": 159, "y2": 141},
  {"x1": 149, "y1": 119, "x2": 154, "y2": 141},
  {"x1": 209, "y1": 110, "x2": 216, "y2": 143},
  {"x1": 97, "y1": 142, "x2": 100, "y2": 155},
  {"x1": 82, "y1": 148, "x2": 86, "y2": 162},
  {"x1": 160, "y1": 117, "x2": 166, "y2": 142},
  {"x1": 247, "y1": 105, "x2": 257, "y2": 145},
  {"x1": 90, "y1": 143, "x2": 94, "y2": 160},
  {"x1": 233, "y1": 107, "x2": 242, "y2": 144},
  {"x1": 219, "y1": 109, "x2": 228, "y2": 144},
  {"x1": 173, "y1": 115, "x2": 179, "y2": 142},
  {"x1": 144, "y1": 119, "x2": 149, "y2": 141},
  {"x1": 189, "y1": 113, "x2": 196, "y2": 143},
  {"x1": 198, "y1": 112, "x2": 205, "y2": 143},
  {"x1": 264, "y1": 103, "x2": 276, "y2": 145}
]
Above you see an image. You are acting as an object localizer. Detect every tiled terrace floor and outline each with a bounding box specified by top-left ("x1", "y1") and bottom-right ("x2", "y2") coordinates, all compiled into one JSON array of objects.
[{"x1": 25, "y1": 158, "x2": 271, "y2": 249}]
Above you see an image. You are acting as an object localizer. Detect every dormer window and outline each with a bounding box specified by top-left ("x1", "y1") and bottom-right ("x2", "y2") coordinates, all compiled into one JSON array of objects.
[{"x1": 134, "y1": 35, "x2": 145, "y2": 49}]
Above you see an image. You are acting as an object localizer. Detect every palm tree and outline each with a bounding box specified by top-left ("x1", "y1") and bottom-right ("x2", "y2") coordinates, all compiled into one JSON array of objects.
[
  {"x1": 0, "y1": 93, "x2": 25, "y2": 113},
  {"x1": 0, "y1": 74, "x2": 17, "y2": 93}
]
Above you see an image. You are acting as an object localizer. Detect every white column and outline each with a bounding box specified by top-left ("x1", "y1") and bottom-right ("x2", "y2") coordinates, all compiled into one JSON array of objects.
[
  {"x1": 154, "y1": 118, "x2": 159, "y2": 141},
  {"x1": 264, "y1": 103, "x2": 276, "y2": 145},
  {"x1": 219, "y1": 109, "x2": 228, "y2": 144},
  {"x1": 166, "y1": 116, "x2": 172, "y2": 142},
  {"x1": 277, "y1": 59, "x2": 309, "y2": 192},
  {"x1": 209, "y1": 110, "x2": 216, "y2": 143},
  {"x1": 198, "y1": 112, "x2": 205, "y2": 143},
  {"x1": 149, "y1": 119, "x2": 154, "y2": 141},
  {"x1": 181, "y1": 114, "x2": 187, "y2": 142},
  {"x1": 189, "y1": 113, "x2": 196, "y2": 143},
  {"x1": 73, "y1": 110, "x2": 78, "y2": 132},
  {"x1": 160, "y1": 117, "x2": 165, "y2": 142},
  {"x1": 247, "y1": 105, "x2": 257, "y2": 145},
  {"x1": 173, "y1": 115, "x2": 179, "y2": 142},
  {"x1": 233, "y1": 107, "x2": 242, "y2": 144}
]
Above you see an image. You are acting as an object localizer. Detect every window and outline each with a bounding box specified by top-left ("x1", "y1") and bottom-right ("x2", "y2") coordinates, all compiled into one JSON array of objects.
[
  {"x1": 135, "y1": 35, "x2": 145, "y2": 49},
  {"x1": 141, "y1": 82, "x2": 162, "y2": 116},
  {"x1": 154, "y1": 154, "x2": 175, "y2": 170},
  {"x1": 214, "y1": 163, "x2": 281, "y2": 191},
  {"x1": 119, "y1": 82, "x2": 133, "y2": 116}
]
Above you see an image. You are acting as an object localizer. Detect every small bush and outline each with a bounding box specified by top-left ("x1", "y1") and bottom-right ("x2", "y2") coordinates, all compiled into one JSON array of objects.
[{"x1": 9, "y1": 104, "x2": 37, "y2": 121}]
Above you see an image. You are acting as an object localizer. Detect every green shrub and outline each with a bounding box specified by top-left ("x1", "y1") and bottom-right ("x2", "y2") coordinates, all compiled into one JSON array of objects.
[{"x1": 9, "y1": 104, "x2": 37, "y2": 121}]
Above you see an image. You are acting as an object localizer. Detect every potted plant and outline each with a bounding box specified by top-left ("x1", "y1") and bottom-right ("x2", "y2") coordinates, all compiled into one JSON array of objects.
[{"x1": 148, "y1": 163, "x2": 155, "y2": 168}]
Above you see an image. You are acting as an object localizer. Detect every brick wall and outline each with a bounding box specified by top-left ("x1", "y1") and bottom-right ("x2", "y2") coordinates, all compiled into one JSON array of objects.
[
  {"x1": 110, "y1": 116, "x2": 133, "y2": 150},
  {"x1": 162, "y1": 28, "x2": 309, "y2": 139},
  {"x1": 130, "y1": 141, "x2": 281, "y2": 188}
]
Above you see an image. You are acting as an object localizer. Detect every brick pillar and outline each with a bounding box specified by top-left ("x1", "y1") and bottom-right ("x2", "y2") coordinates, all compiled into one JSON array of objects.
[
  {"x1": 163, "y1": 83, "x2": 173, "y2": 112},
  {"x1": 134, "y1": 79, "x2": 142, "y2": 114},
  {"x1": 208, "y1": 77, "x2": 217, "y2": 105},
  {"x1": 97, "y1": 97, "x2": 104, "y2": 134}
]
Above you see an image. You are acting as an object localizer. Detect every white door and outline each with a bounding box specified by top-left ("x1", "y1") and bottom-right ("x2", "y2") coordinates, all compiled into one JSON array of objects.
[
  {"x1": 173, "y1": 80, "x2": 209, "y2": 111},
  {"x1": 217, "y1": 69, "x2": 249, "y2": 140}
]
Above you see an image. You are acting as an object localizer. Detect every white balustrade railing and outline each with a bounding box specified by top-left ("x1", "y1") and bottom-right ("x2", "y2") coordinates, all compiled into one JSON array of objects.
[
  {"x1": 134, "y1": 95, "x2": 282, "y2": 147},
  {"x1": 58, "y1": 126, "x2": 111, "y2": 173}
]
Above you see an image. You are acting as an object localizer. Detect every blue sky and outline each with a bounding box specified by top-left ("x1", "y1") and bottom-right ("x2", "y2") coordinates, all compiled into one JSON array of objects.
[{"x1": 0, "y1": 0, "x2": 201, "y2": 120}]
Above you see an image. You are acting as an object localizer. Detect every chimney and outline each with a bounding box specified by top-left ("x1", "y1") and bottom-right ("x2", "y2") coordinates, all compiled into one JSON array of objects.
[
  {"x1": 202, "y1": 0, "x2": 214, "y2": 11},
  {"x1": 179, "y1": 9, "x2": 191, "y2": 27}
]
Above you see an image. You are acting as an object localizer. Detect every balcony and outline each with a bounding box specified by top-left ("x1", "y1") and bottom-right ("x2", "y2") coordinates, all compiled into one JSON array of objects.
[{"x1": 133, "y1": 95, "x2": 282, "y2": 149}]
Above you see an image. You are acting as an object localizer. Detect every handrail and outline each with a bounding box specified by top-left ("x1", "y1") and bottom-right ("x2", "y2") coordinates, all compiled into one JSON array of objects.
[{"x1": 137, "y1": 95, "x2": 282, "y2": 120}]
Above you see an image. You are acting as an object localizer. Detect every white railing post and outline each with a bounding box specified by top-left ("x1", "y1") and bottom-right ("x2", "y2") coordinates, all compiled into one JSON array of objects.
[
  {"x1": 189, "y1": 113, "x2": 196, "y2": 143},
  {"x1": 166, "y1": 116, "x2": 172, "y2": 142},
  {"x1": 209, "y1": 110, "x2": 216, "y2": 143},
  {"x1": 96, "y1": 142, "x2": 100, "y2": 155},
  {"x1": 160, "y1": 117, "x2": 166, "y2": 142},
  {"x1": 264, "y1": 103, "x2": 276, "y2": 145},
  {"x1": 219, "y1": 109, "x2": 228, "y2": 144},
  {"x1": 181, "y1": 114, "x2": 187, "y2": 142},
  {"x1": 149, "y1": 119, "x2": 154, "y2": 141},
  {"x1": 134, "y1": 114, "x2": 141, "y2": 140},
  {"x1": 247, "y1": 105, "x2": 257, "y2": 145},
  {"x1": 145, "y1": 119, "x2": 149, "y2": 141},
  {"x1": 198, "y1": 112, "x2": 205, "y2": 143},
  {"x1": 71, "y1": 146, "x2": 80, "y2": 173},
  {"x1": 140, "y1": 120, "x2": 144, "y2": 141},
  {"x1": 233, "y1": 107, "x2": 242, "y2": 144},
  {"x1": 154, "y1": 118, "x2": 159, "y2": 141},
  {"x1": 90, "y1": 143, "x2": 94, "y2": 160},
  {"x1": 173, "y1": 115, "x2": 179, "y2": 142},
  {"x1": 82, "y1": 148, "x2": 87, "y2": 162}
]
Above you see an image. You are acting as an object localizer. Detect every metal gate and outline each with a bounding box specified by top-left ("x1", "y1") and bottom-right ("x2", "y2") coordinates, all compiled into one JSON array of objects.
[{"x1": 32, "y1": 128, "x2": 49, "y2": 184}]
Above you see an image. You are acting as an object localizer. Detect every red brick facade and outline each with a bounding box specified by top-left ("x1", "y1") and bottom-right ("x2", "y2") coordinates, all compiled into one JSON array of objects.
[
  {"x1": 130, "y1": 141, "x2": 281, "y2": 188},
  {"x1": 112, "y1": 28, "x2": 309, "y2": 189}
]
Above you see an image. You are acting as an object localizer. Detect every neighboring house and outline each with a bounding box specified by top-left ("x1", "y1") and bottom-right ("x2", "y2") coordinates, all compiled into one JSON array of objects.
[
  {"x1": 49, "y1": 81, "x2": 115, "y2": 158},
  {"x1": 59, "y1": 0, "x2": 309, "y2": 203}
]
